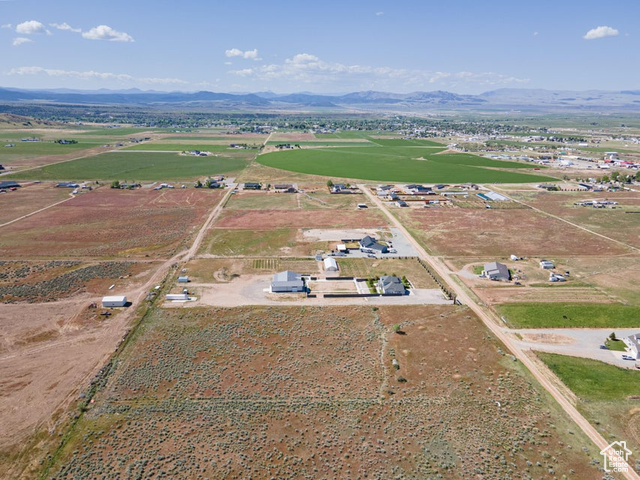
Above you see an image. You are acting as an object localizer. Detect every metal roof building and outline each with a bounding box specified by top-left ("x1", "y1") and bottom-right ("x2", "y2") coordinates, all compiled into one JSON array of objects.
[
  {"x1": 378, "y1": 276, "x2": 406, "y2": 295},
  {"x1": 323, "y1": 257, "x2": 338, "y2": 271},
  {"x1": 483, "y1": 262, "x2": 510, "y2": 281},
  {"x1": 271, "y1": 271, "x2": 305, "y2": 293}
]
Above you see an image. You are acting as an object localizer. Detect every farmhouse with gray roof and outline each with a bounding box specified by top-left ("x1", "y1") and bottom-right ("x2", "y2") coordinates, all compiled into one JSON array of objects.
[
  {"x1": 378, "y1": 276, "x2": 406, "y2": 295},
  {"x1": 359, "y1": 235, "x2": 388, "y2": 253},
  {"x1": 271, "y1": 271, "x2": 305, "y2": 293},
  {"x1": 483, "y1": 261, "x2": 510, "y2": 281}
]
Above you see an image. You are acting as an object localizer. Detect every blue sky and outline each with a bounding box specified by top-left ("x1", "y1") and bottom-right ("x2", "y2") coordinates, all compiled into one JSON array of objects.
[{"x1": 0, "y1": 0, "x2": 638, "y2": 94}]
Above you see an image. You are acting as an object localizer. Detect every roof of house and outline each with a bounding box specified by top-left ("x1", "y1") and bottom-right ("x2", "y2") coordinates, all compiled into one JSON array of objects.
[
  {"x1": 0, "y1": 181, "x2": 20, "y2": 189},
  {"x1": 271, "y1": 271, "x2": 304, "y2": 289},
  {"x1": 378, "y1": 276, "x2": 405, "y2": 295},
  {"x1": 484, "y1": 261, "x2": 510, "y2": 280}
]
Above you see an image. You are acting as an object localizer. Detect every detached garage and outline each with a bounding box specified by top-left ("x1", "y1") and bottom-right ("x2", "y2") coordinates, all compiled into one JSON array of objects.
[{"x1": 102, "y1": 295, "x2": 127, "y2": 308}]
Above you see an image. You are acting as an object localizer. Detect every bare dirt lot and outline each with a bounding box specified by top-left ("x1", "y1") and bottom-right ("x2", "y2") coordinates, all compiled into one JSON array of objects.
[
  {"x1": 46, "y1": 305, "x2": 604, "y2": 479},
  {"x1": 0, "y1": 183, "x2": 71, "y2": 225},
  {"x1": 0, "y1": 188, "x2": 225, "y2": 258},
  {"x1": 216, "y1": 208, "x2": 388, "y2": 230},
  {"x1": 398, "y1": 207, "x2": 628, "y2": 257}
]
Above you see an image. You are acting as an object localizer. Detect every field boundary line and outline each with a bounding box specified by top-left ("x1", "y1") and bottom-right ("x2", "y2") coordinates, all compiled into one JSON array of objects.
[
  {"x1": 491, "y1": 185, "x2": 640, "y2": 253},
  {"x1": 0, "y1": 194, "x2": 75, "y2": 228}
]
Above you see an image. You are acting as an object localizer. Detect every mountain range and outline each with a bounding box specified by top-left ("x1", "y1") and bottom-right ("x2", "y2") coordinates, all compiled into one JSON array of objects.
[{"x1": 1, "y1": 87, "x2": 640, "y2": 112}]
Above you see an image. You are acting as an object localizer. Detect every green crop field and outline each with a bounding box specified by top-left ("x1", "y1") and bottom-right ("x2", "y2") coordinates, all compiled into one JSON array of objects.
[
  {"x1": 123, "y1": 143, "x2": 231, "y2": 152},
  {"x1": 0, "y1": 141, "x2": 101, "y2": 160},
  {"x1": 75, "y1": 127, "x2": 153, "y2": 136},
  {"x1": 257, "y1": 144, "x2": 555, "y2": 184},
  {"x1": 498, "y1": 302, "x2": 640, "y2": 329},
  {"x1": 266, "y1": 141, "x2": 375, "y2": 147},
  {"x1": 5, "y1": 151, "x2": 248, "y2": 181},
  {"x1": 368, "y1": 138, "x2": 445, "y2": 147}
]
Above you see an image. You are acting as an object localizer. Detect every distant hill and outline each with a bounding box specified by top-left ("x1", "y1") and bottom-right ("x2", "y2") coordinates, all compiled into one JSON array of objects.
[{"x1": 2, "y1": 87, "x2": 640, "y2": 112}]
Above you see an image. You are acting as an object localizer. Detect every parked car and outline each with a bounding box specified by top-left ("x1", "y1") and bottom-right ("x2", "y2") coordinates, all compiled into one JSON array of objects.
[
  {"x1": 367, "y1": 254, "x2": 377, "y2": 258},
  {"x1": 622, "y1": 355, "x2": 635, "y2": 361},
  {"x1": 599, "y1": 344, "x2": 609, "y2": 350}
]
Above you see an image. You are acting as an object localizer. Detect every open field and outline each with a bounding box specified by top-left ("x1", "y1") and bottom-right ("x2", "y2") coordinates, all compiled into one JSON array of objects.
[
  {"x1": 0, "y1": 183, "x2": 70, "y2": 225},
  {"x1": 395, "y1": 207, "x2": 629, "y2": 257},
  {"x1": 215, "y1": 208, "x2": 387, "y2": 230},
  {"x1": 336, "y1": 258, "x2": 440, "y2": 288},
  {"x1": 123, "y1": 143, "x2": 232, "y2": 152},
  {"x1": 5, "y1": 151, "x2": 248, "y2": 181},
  {"x1": 497, "y1": 302, "x2": 640, "y2": 329},
  {"x1": 225, "y1": 191, "x2": 300, "y2": 210},
  {"x1": 199, "y1": 227, "x2": 316, "y2": 257},
  {"x1": 506, "y1": 190, "x2": 640, "y2": 249},
  {"x1": 0, "y1": 188, "x2": 225, "y2": 258},
  {"x1": 44, "y1": 305, "x2": 603, "y2": 479},
  {"x1": 257, "y1": 144, "x2": 556, "y2": 183},
  {"x1": 185, "y1": 258, "x2": 320, "y2": 282},
  {"x1": 537, "y1": 353, "x2": 640, "y2": 463}
]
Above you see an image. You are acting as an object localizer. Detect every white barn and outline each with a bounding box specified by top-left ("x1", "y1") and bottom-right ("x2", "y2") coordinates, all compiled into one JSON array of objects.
[
  {"x1": 323, "y1": 257, "x2": 338, "y2": 272},
  {"x1": 102, "y1": 295, "x2": 127, "y2": 308}
]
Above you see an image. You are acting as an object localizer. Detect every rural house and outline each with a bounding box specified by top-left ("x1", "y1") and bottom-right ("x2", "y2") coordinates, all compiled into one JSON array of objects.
[
  {"x1": 483, "y1": 262, "x2": 510, "y2": 281},
  {"x1": 378, "y1": 276, "x2": 406, "y2": 295},
  {"x1": 540, "y1": 260, "x2": 555, "y2": 269},
  {"x1": 624, "y1": 334, "x2": 640, "y2": 360},
  {"x1": 359, "y1": 235, "x2": 388, "y2": 254},
  {"x1": 271, "y1": 271, "x2": 305, "y2": 293}
]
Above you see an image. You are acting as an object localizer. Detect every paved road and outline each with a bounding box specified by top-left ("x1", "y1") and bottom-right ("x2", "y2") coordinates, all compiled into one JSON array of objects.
[
  {"x1": 509, "y1": 327, "x2": 640, "y2": 368},
  {"x1": 359, "y1": 183, "x2": 640, "y2": 479}
]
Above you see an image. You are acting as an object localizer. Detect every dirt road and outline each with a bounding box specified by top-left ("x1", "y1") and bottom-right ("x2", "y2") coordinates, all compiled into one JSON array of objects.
[{"x1": 359, "y1": 184, "x2": 640, "y2": 479}]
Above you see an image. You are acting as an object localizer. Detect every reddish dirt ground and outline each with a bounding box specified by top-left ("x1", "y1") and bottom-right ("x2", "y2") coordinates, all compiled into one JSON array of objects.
[
  {"x1": 402, "y1": 208, "x2": 628, "y2": 257},
  {"x1": 0, "y1": 183, "x2": 71, "y2": 225},
  {"x1": 45, "y1": 305, "x2": 603, "y2": 479},
  {"x1": 0, "y1": 188, "x2": 225, "y2": 258},
  {"x1": 216, "y1": 208, "x2": 388, "y2": 229}
]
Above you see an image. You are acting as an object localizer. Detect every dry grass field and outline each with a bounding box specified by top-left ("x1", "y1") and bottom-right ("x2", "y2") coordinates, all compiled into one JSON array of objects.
[
  {"x1": 45, "y1": 305, "x2": 604, "y2": 479},
  {"x1": 0, "y1": 188, "x2": 225, "y2": 258},
  {"x1": 397, "y1": 207, "x2": 628, "y2": 258},
  {"x1": 0, "y1": 184, "x2": 71, "y2": 225}
]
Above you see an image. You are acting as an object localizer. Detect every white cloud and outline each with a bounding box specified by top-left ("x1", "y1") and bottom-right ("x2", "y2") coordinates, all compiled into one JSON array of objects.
[
  {"x1": 15, "y1": 20, "x2": 48, "y2": 35},
  {"x1": 50, "y1": 22, "x2": 82, "y2": 33},
  {"x1": 583, "y1": 25, "x2": 619, "y2": 40},
  {"x1": 228, "y1": 52, "x2": 528, "y2": 91},
  {"x1": 375, "y1": 11, "x2": 384, "y2": 16},
  {"x1": 7, "y1": 66, "x2": 186, "y2": 86},
  {"x1": 225, "y1": 48, "x2": 261, "y2": 60},
  {"x1": 82, "y1": 25, "x2": 134, "y2": 42},
  {"x1": 1, "y1": 24, "x2": 13, "y2": 29},
  {"x1": 12, "y1": 37, "x2": 32, "y2": 46},
  {"x1": 533, "y1": 31, "x2": 539, "y2": 36}
]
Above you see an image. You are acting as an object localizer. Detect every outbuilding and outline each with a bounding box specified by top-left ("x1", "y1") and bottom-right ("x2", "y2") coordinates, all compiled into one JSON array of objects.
[
  {"x1": 178, "y1": 276, "x2": 189, "y2": 283},
  {"x1": 323, "y1": 257, "x2": 338, "y2": 272},
  {"x1": 102, "y1": 295, "x2": 127, "y2": 308},
  {"x1": 166, "y1": 293, "x2": 189, "y2": 301},
  {"x1": 540, "y1": 260, "x2": 555, "y2": 269}
]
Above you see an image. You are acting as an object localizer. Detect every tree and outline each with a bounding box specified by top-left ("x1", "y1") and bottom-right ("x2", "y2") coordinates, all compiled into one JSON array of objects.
[
  {"x1": 601, "y1": 175, "x2": 610, "y2": 183},
  {"x1": 610, "y1": 332, "x2": 617, "y2": 341},
  {"x1": 326, "y1": 179, "x2": 333, "y2": 188},
  {"x1": 611, "y1": 171, "x2": 620, "y2": 182},
  {"x1": 110, "y1": 180, "x2": 120, "y2": 189},
  {"x1": 195, "y1": 179, "x2": 202, "y2": 188}
]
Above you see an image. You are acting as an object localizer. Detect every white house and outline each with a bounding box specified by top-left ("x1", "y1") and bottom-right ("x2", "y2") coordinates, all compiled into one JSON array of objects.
[
  {"x1": 540, "y1": 260, "x2": 555, "y2": 269},
  {"x1": 624, "y1": 334, "x2": 640, "y2": 360},
  {"x1": 102, "y1": 295, "x2": 127, "y2": 308},
  {"x1": 323, "y1": 257, "x2": 338, "y2": 272}
]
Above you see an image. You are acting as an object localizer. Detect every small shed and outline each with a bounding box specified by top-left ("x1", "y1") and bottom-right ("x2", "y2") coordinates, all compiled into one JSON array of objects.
[
  {"x1": 540, "y1": 260, "x2": 555, "y2": 269},
  {"x1": 323, "y1": 257, "x2": 338, "y2": 272},
  {"x1": 178, "y1": 276, "x2": 189, "y2": 283},
  {"x1": 166, "y1": 293, "x2": 189, "y2": 301},
  {"x1": 102, "y1": 295, "x2": 127, "y2": 308}
]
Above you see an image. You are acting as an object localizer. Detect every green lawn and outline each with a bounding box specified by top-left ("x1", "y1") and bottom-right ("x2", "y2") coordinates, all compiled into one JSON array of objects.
[
  {"x1": 537, "y1": 353, "x2": 640, "y2": 402},
  {"x1": 257, "y1": 144, "x2": 555, "y2": 184},
  {"x1": 498, "y1": 302, "x2": 640, "y2": 328},
  {"x1": 123, "y1": 144, "x2": 231, "y2": 152},
  {"x1": 5, "y1": 151, "x2": 248, "y2": 181},
  {"x1": 605, "y1": 338, "x2": 628, "y2": 351}
]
